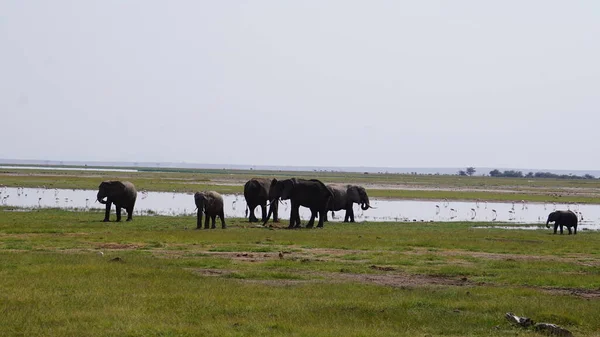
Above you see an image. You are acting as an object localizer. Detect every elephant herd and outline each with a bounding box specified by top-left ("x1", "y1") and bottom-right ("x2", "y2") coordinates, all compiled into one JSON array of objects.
[
  {"x1": 243, "y1": 178, "x2": 373, "y2": 229},
  {"x1": 95, "y1": 179, "x2": 578, "y2": 234}
]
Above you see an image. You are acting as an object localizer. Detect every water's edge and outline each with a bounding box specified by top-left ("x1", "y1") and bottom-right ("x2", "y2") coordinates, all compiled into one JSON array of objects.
[{"x1": 1, "y1": 187, "x2": 599, "y2": 230}]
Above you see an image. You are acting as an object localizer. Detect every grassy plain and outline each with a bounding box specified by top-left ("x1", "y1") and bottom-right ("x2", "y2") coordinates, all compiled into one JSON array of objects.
[
  {"x1": 2, "y1": 166, "x2": 600, "y2": 203},
  {"x1": 1, "y1": 208, "x2": 599, "y2": 336},
  {"x1": 1, "y1": 167, "x2": 600, "y2": 336}
]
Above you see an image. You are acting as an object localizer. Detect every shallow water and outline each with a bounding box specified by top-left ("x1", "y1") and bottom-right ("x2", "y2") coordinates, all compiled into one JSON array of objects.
[{"x1": 1, "y1": 187, "x2": 599, "y2": 230}]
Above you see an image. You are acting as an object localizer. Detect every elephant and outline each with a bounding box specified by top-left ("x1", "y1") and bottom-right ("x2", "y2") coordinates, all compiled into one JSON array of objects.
[
  {"x1": 194, "y1": 191, "x2": 226, "y2": 229},
  {"x1": 324, "y1": 184, "x2": 373, "y2": 222},
  {"x1": 243, "y1": 178, "x2": 279, "y2": 223},
  {"x1": 96, "y1": 181, "x2": 137, "y2": 222},
  {"x1": 546, "y1": 210, "x2": 578, "y2": 235},
  {"x1": 263, "y1": 178, "x2": 333, "y2": 229}
]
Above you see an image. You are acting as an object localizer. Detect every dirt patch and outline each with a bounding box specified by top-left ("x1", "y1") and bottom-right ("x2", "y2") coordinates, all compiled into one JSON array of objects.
[
  {"x1": 96, "y1": 243, "x2": 141, "y2": 250},
  {"x1": 207, "y1": 251, "x2": 277, "y2": 262},
  {"x1": 188, "y1": 268, "x2": 234, "y2": 277},
  {"x1": 187, "y1": 266, "x2": 600, "y2": 299},
  {"x1": 188, "y1": 266, "x2": 472, "y2": 288},
  {"x1": 370, "y1": 265, "x2": 396, "y2": 271},
  {"x1": 334, "y1": 271, "x2": 471, "y2": 288},
  {"x1": 404, "y1": 248, "x2": 600, "y2": 267},
  {"x1": 540, "y1": 287, "x2": 600, "y2": 299}
]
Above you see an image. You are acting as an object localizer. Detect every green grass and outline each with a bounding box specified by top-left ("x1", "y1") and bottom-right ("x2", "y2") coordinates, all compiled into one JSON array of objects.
[{"x1": 1, "y1": 208, "x2": 599, "y2": 336}]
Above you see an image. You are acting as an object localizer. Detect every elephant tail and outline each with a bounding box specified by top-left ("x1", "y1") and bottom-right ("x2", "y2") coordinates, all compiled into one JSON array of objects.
[
  {"x1": 245, "y1": 204, "x2": 248, "y2": 218},
  {"x1": 331, "y1": 211, "x2": 335, "y2": 218}
]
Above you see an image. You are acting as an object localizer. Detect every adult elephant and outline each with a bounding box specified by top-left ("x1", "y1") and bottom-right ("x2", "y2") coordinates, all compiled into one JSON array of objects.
[
  {"x1": 96, "y1": 181, "x2": 137, "y2": 222},
  {"x1": 546, "y1": 210, "x2": 578, "y2": 235},
  {"x1": 263, "y1": 178, "x2": 333, "y2": 228},
  {"x1": 325, "y1": 184, "x2": 373, "y2": 222},
  {"x1": 194, "y1": 191, "x2": 226, "y2": 229},
  {"x1": 243, "y1": 178, "x2": 279, "y2": 223}
]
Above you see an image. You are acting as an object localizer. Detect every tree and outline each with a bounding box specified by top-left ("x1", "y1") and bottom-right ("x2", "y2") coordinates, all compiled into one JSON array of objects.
[
  {"x1": 489, "y1": 169, "x2": 501, "y2": 177},
  {"x1": 458, "y1": 170, "x2": 467, "y2": 176},
  {"x1": 466, "y1": 167, "x2": 476, "y2": 176}
]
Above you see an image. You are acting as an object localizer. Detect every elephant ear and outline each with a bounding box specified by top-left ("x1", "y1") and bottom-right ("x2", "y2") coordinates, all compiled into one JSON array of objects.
[
  {"x1": 99, "y1": 181, "x2": 111, "y2": 189},
  {"x1": 347, "y1": 185, "x2": 360, "y2": 202},
  {"x1": 281, "y1": 179, "x2": 295, "y2": 199},
  {"x1": 112, "y1": 181, "x2": 125, "y2": 189}
]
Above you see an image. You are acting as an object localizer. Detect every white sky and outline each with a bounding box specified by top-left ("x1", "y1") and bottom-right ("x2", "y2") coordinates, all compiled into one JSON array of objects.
[{"x1": 1, "y1": 1, "x2": 599, "y2": 170}]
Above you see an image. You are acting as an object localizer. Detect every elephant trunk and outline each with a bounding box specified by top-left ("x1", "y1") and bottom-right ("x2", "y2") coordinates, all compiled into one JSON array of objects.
[
  {"x1": 359, "y1": 193, "x2": 374, "y2": 210},
  {"x1": 194, "y1": 193, "x2": 205, "y2": 229},
  {"x1": 197, "y1": 208, "x2": 203, "y2": 229},
  {"x1": 97, "y1": 192, "x2": 107, "y2": 204},
  {"x1": 262, "y1": 199, "x2": 276, "y2": 226},
  {"x1": 546, "y1": 217, "x2": 551, "y2": 229}
]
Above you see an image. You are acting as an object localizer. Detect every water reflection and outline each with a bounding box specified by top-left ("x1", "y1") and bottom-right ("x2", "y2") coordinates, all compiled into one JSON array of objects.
[{"x1": 0, "y1": 187, "x2": 599, "y2": 229}]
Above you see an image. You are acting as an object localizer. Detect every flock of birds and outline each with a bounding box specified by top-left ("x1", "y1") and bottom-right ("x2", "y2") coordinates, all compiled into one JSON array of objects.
[{"x1": 0, "y1": 187, "x2": 587, "y2": 223}]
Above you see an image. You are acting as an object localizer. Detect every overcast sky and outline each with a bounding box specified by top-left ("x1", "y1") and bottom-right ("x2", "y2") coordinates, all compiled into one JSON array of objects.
[{"x1": 1, "y1": 1, "x2": 599, "y2": 170}]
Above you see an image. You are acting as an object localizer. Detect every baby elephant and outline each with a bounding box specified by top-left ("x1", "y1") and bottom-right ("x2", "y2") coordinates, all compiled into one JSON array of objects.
[
  {"x1": 546, "y1": 210, "x2": 578, "y2": 235},
  {"x1": 194, "y1": 191, "x2": 226, "y2": 229}
]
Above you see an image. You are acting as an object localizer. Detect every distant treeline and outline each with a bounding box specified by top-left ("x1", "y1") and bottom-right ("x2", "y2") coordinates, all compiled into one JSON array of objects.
[{"x1": 488, "y1": 169, "x2": 596, "y2": 179}]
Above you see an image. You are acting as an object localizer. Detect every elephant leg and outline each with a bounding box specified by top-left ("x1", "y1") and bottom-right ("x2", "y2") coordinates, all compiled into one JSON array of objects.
[
  {"x1": 196, "y1": 210, "x2": 203, "y2": 229},
  {"x1": 306, "y1": 210, "x2": 316, "y2": 228},
  {"x1": 248, "y1": 204, "x2": 258, "y2": 222},
  {"x1": 220, "y1": 210, "x2": 226, "y2": 229},
  {"x1": 211, "y1": 215, "x2": 216, "y2": 229},
  {"x1": 553, "y1": 224, "x2": 558, "y2": 234},
  {"x1": 126, "y1": 206, "x2": 134, "y2": 221},
  {"x1": 204, "y1": 213, "x2": 210, "y2": 229},
  {"x1": 289, "y1": 204, "x2": 300, "y2": 229},
  {"x1": 574, "y1": 225, "x2": 577, "y2": 235},
  {"x1": 287, "y1": 204, "x2": 295, "y2": 228},
  {"x1": 115, "y1": 206, "x2": 122, "y2": 222},
  {"x1": 260, "y1": 204, "x2": 267, "y2": 222},
  {"x1": 103, "y1": 202, "x2": 112, "y2": 222},
  {"x1": 559, "y1": 224, "x2": 564, "y2": 234},
  {"x1": 567, "y1": 226, "x2": 572, "y2": 235},
  {"x1": 306, "y1": 209, "x2": 316, "y2": 228},
  {"x1": 294, "y1": 207, "x2": 303, "y2": 228},
  {"x1": 273, "y1": 202, "x2": 279, "y2": 223},
  {"x1": 347, "y1": 206, "x2": 355, "y2": 223},
  {"x1": 317, "y1": 210, "x2": 326, "y2": 228}
]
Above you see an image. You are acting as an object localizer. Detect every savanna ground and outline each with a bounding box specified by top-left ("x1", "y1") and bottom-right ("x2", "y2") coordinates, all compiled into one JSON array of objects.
[{"x1": 1, "y1": 166, "x2": 599, "y2": 336}]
